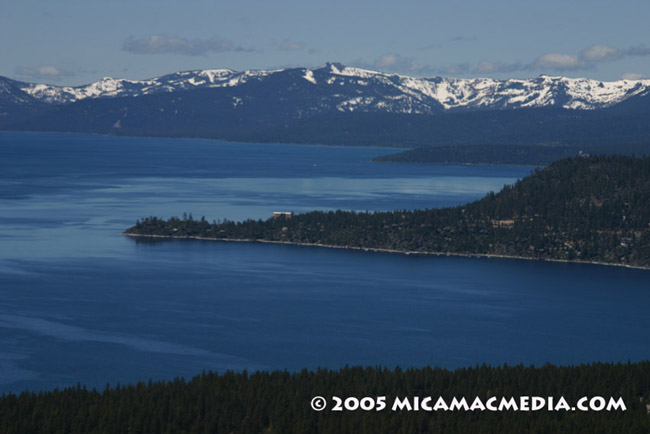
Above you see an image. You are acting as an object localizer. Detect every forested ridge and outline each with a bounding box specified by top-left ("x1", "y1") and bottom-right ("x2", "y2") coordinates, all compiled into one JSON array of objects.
[
  {"x1": 372, "y1": 143, "x2": 650, "y2": 166},
  {"x1": 125, "y1": 155, "x2": 650, "y2": 268},
  {"x1": 1, "y1": 363, "x2": 649, "y2": 434}
]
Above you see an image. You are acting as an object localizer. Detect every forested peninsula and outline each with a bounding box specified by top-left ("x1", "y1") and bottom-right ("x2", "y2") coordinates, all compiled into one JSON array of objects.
[{"x1": 124, "y1": 156, "x2": 650, "y2": 269}]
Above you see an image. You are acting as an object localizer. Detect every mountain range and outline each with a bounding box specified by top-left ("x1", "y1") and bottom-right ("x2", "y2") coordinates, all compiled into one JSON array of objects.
[{"x1": 2, "y1": 63, "x2": 650, "y2": 147}]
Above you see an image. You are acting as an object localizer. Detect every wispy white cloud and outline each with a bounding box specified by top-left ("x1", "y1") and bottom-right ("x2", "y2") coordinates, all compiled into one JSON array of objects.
[
  {"x1": 355, "y1": 53, "x2": 469, "y2": 76},
  {"x1": 374, "y1": 53, "x2": 404, "y2": 69},
  {"x1": 15, "y1": 65, "x2": 74, "y2": 81},
  {"x1": 350, "y1": 42, "x2": 650, "y2": 78},
  {"x1": 436, "y1": 63, "x2": 471, "y2": 75},
  {"x1": 352, "y1": 53, "x2": 435, "y2": 75},
  {"x1": 122, "y1": 34, "x2": 254, "y2": 56},
  {"x1": 474, "y1": 61, "x2": 523, "y2": 74},
  {"x1": 621, "y1": 73, "x2": 647, "y2": 80},
  {"x1": 579, "y1": 45, "x2": 623, "y2": 62},
  {"x1": 277, "y1": 40, "x2": 303, "y2": 51},
  {"x1": 530, "y1": 53, "x2": 587, "y2": 71},
  {"x1": 480, "y1": 43, "x2": 649, "y2": 75}
]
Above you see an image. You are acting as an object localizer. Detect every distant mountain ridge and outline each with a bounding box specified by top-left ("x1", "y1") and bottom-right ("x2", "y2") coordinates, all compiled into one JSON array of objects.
[
  {"x1": 2, "y1": 63, "x2": 650, "y2": 148},
  {"x1": 8, "y1": 63, "x2": 650, "y2": 111}
]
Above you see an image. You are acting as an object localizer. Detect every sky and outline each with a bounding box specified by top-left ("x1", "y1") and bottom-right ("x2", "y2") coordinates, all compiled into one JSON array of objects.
[{"x1": 2, "y1": 0, "x2": 650, "y2": 86}]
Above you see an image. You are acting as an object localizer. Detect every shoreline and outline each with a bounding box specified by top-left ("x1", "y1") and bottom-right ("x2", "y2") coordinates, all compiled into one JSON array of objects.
[{"x1": 121, "y1": 232, "x2": 650, "y2": 271}]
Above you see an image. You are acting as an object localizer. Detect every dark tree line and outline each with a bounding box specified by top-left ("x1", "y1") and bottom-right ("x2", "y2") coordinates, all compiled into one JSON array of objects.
[
  {"x1": 373, "y1": 143, "x2": 649, "y2": 166},
  {"x1": 126, "y1": 155, "x2": 650, "y2": 268},
  {"x1": 1, "y1": 362, "x2": 649, "y2": 434}
]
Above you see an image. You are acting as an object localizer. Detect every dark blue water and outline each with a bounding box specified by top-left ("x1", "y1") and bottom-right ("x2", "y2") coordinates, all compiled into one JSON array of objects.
[{"x1": 1, "y1": 132, "x2": 648, "y2": 394}]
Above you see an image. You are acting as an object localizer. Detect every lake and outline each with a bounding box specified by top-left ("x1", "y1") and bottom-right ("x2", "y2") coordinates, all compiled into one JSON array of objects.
[{"x1": 1, "y1": 132, "x2": 648, "y2": 394}]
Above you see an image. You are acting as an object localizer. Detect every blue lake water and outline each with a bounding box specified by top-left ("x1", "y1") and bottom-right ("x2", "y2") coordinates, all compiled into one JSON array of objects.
[{"x1": 0, "y1": 131, "x2": 648, "y2": 394}]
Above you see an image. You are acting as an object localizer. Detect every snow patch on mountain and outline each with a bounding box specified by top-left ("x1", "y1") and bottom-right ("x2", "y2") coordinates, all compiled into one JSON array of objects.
[{"x1": 303, "y1": 69, "x2": 317, "y2": 84}]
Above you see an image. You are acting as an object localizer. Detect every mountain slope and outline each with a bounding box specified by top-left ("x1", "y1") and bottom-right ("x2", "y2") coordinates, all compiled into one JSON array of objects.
[
  {"x1": 0, "y1": 77, "x2": 49, "y2": 124},
  {"x1": 2, "y1": 64, "x2": 650, "y2": 147}
]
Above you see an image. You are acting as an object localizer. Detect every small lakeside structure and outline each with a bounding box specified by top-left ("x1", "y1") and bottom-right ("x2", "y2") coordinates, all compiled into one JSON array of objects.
[{"x1": 272, "y1": 212, "x2": 293, "y2": 219}]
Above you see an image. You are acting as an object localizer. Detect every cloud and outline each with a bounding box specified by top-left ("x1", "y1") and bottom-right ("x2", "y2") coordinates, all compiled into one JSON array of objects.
[
  {"x1": 15, "y1": 65, "x2": 74, "y2": 81},
  {"x1": 352, "y1": 41, "x2": 649, "y2": 78},
  {"x1": 374, "y1": 53, "x2": 403, "y2": 69},
  {"x1": 621, "y1": 73, "x2": 647, "y2": 80},
  {"x1": 122, "y1": 34, "x2": 253, "y2": 56},
  {"x1": 436, "y1": 63, "x2": 471, "y2": 75},
  {"x1": 352, "y1": 53, "x2": 472, "y2": 77},
  {"x1": 524, "y1": 44, "x2": 648, "y2": 73},
  {"x1": 579, "y1": 45, "x2": 623, "y2": 62},
  {"x1": 474, "y1": 61, "x2": 523, "y2": 74},
  {"x1": 357, "y1": 53, "x2": 434, "y2": 75},
  {"x1": 473, "y1": 43, "x2": 650, "y2": 76},
  {"x1": 278, "y1": 40, "x2": 303, "y2": 51},
  {"x1": 627, "y1": 45, "x2": 650, "y2": 56},
  {"x1": 530, "y1": 53, "x2": 587, "y2": 71}
]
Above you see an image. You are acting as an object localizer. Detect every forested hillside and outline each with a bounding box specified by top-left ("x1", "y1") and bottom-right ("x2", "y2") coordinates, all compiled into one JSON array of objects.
[{"x1": 1, "y1": 363, "x2": 649, "y2": 434}]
